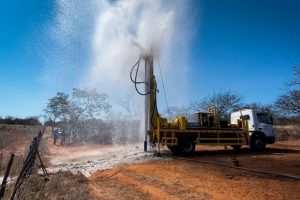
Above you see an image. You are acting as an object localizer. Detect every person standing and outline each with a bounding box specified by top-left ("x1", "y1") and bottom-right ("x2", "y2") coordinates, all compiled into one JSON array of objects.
[
  {"x1": 52, "y1": 127, "x2": 59, "y2": 145},
  {"x1": 60, "y1": 128, "x2": 66, "y2": 145}
]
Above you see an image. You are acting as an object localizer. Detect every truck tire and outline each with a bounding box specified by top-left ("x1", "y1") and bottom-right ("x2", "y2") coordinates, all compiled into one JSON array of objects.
[
  {"x1": 231, "y1": 145, "x2": 241, "y2": 151},
  {"x1": 250, "y1": 136, "x2": 266, "y2": 151},
  {"x1": 167, "y1": 145, "x2": 182, "y2": 156},
  {"x1": 181, "y1": 139, "x2": 196, "y2": 155}
]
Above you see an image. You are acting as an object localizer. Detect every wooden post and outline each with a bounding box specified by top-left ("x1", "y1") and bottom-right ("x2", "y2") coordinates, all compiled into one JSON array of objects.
[
  {"x1": 36, "y1": 149, "x2": 49, "y2": 180},
  {"x1": 0, "y1": 154, "x2": 15, "y2": 199}
]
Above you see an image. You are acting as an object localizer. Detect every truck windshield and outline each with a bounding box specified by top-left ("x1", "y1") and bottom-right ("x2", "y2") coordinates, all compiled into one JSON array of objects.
[{"x1": 257, "y1": 113, "x2": 272, "y2": 124}]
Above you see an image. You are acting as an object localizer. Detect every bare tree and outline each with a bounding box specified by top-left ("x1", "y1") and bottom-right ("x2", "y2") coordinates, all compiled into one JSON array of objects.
[
  {"x1": 191, "y1": 90, "x2": 244, "y2": 119},
  {"x1": 118, "y1": 94, "x2": 137, "y2": 117},
  {"x1": 163, "y1": 105, "x2": 192, "y2": 120},
  {"x1": 275, "y1": 90, "x2": 300, "y2": 116},
  {"x1": 286, "y1": 66, "x2": 300, "y2": 86},
  {"x1": 241, "y1": 102, "x2": 275, "y2": 113},
  {"x1": 275, "y1": 66, "x2": 300, "y2": 117}
]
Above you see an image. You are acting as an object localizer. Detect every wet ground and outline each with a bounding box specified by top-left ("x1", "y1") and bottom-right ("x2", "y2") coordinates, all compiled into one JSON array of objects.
[{"x1": 44, "y1": 131, "x2": 164, "y2": 177}]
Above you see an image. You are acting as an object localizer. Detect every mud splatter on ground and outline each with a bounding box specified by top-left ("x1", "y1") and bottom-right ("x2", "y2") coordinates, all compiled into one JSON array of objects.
[{"x1": 43, "y1": 131, "x2": 166, "y2": 177}]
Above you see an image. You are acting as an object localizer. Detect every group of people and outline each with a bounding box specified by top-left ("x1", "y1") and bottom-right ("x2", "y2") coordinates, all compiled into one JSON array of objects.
[{"x1": 52, "y1": 127, "x2": 67, "y2": 145}]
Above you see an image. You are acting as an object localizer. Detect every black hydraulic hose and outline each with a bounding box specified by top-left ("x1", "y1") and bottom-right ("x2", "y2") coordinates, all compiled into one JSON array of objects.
[
  {"x1": 135, "y1": 60, "x2": 151, "y2": 96},
  {"x1": 172, "y1": 157, "x2": 300, "y2": 180},
  {"x1": 130, "y1": 57, "x2": 152, "y2": 96},
  {"x1": 130, "y1": 56, "x2": 142, "y2": 84},
  {"x1": 129, "y1": 56, "x2": 159, "y2": 128}
]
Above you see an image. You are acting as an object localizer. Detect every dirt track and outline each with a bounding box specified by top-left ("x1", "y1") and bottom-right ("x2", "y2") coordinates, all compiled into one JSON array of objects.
[{"x1": 88, "y1": 141, "x2": 300, "y2": 200}]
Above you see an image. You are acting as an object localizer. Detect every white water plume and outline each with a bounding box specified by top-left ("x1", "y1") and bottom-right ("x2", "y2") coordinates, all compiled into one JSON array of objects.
[
  {"x1": 52, "y1": 0, "x2": 194, "y2": 109},
  {"x1": 89, "y1": 0, "x2": 192, "y2": 98},
  {"x1": 50, "y1": 0, "x2": 195, "y2": 143}
]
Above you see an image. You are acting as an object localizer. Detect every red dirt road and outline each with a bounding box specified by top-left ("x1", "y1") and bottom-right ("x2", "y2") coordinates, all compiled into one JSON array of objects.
[{"x1": 88, "y1": 140, "x2": 300, "y2": 200}]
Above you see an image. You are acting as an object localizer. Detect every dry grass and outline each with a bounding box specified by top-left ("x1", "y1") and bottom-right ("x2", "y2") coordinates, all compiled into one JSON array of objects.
[
  {"x1": 1, "y1": 125, "x2": 95, "y2": 200},
  {"x1": 0, "y1": 127, "x2": 38, "y2": 149},
  {"x1": 2, "y1": 172, "x2": 95, "y2": 200},
  {"x1": 0, "y1": 126, "x2": 39, "y2": 177},
  {"x1": 274, "y1": 124, "x2": 300, "y2": 141},
  {"x1": 1, "y1": 156, "x2": 25, "y2": 177}
]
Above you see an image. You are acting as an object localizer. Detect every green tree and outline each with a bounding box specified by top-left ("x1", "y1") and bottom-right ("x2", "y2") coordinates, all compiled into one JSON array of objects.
[
  {"x1": 70, "y1": 88, "x2": 111, "y2": 120},
  {"x1": 44, "y1": 92, "x2": 70, "y2": 124},
  {"x1": 44, "y1": 89, "x2": 112, "y2": 143},
  {"x1": 68, "y1": 88, "x2": 111, "y2": 142}
]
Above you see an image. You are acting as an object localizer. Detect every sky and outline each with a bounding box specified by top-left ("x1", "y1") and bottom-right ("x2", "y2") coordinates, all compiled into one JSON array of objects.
[{"x1": 0, "y1": 0, "x2": 299, "y2": 119}]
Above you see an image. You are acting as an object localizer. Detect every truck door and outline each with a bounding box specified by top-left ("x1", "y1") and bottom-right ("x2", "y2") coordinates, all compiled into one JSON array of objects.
[{"x1": 256, "y1": 113, "x2": 274, "y2": 138}]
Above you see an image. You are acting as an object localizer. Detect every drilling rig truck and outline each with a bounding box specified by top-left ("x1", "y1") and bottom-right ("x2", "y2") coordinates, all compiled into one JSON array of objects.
[{"x1": 131, "y1": 55, "x2": 275, "y2": 155}]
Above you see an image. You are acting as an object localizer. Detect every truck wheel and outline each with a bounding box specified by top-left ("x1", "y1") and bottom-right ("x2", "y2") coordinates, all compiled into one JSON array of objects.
[
  {"x1": 181, "y1": 140, "x2": 196, "y2": 155},
  {"x1": 250, "y1": 137, "x2": 266, "y2": 151},
  {"x1": 231, "y1": 145, "x2": 241, "y2": 151},
  {"x1": 167, "y1": 145, "x2": 182, "y2": 156}
]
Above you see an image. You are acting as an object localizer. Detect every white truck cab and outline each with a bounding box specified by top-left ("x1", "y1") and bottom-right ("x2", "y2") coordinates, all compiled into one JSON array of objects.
[{"x1": 231, "y1": 109, "x2": 275, "y2": 150}]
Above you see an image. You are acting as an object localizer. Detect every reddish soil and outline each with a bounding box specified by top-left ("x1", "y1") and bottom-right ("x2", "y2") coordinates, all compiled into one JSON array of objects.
[
  {"x1": 1, "y1": 127, "x2": 300, "y2": 199},
  {"x1": 88, "y1": 140, "x2": 300, "y2": 200},
  {"x1": 0, "y1": 130, "x2": 35, "y2": 157}
]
